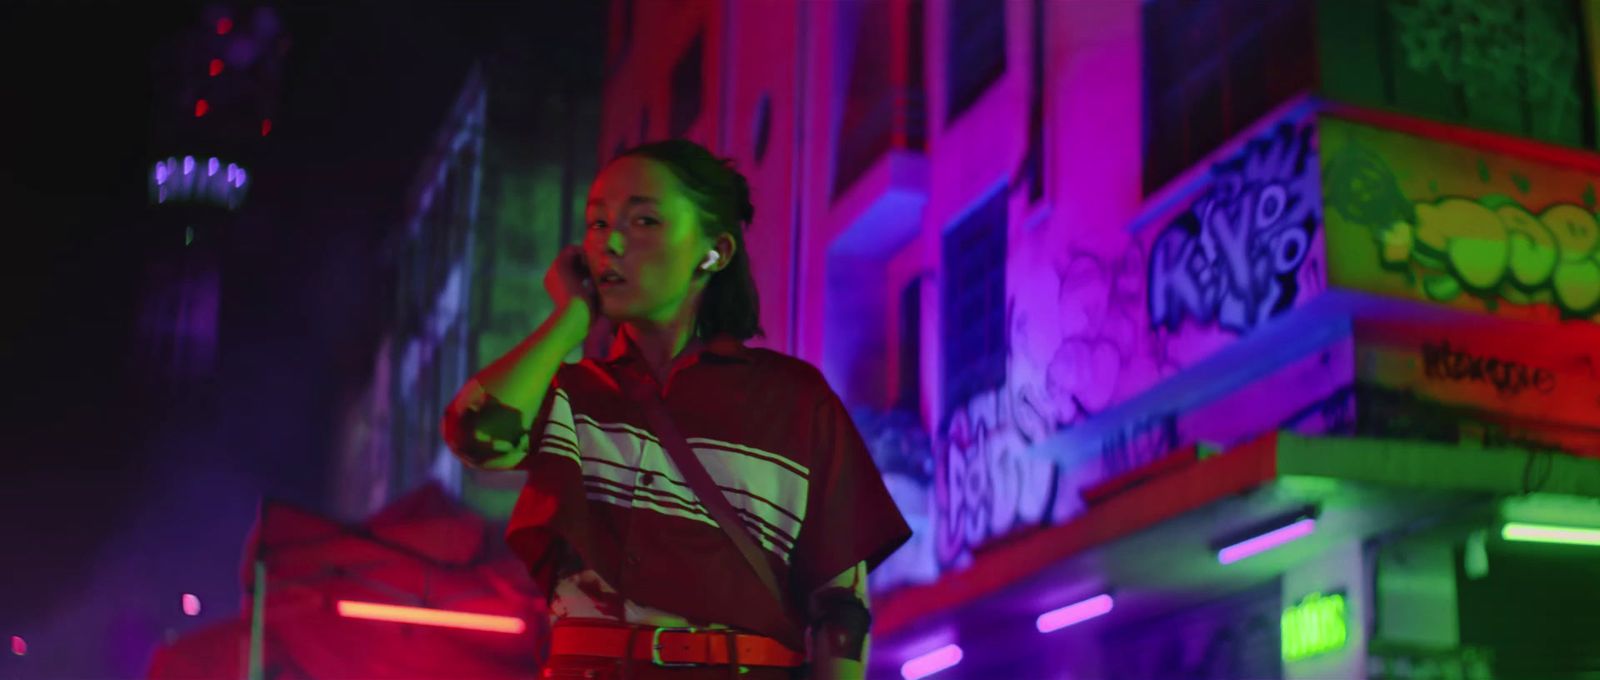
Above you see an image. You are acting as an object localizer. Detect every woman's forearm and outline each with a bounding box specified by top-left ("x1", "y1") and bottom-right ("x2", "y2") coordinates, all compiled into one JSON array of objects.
[
  {"x1": 474, "y1": 302, "x2": 590, "y2": 422},
  {"x1": 810, "y1": 633, "x2": 868, "y2": 680},
  {"x1": 441, "y1": 302, "x2": 590, "y2": 467}
]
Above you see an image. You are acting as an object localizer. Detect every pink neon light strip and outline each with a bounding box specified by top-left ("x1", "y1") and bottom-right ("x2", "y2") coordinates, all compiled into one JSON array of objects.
[
  {"x1": 901, "y1": 644, "x2": 963, "y2": 680},
  {"x1": 336, "y1": 600, "x2": 526, "y2": 634},
  {"x1": 1035, "y1": 594, "x2": 1114, "y2": 633},
  {"x1": 1217, "y1": 518, "x2": 1316, "y2": 565}
]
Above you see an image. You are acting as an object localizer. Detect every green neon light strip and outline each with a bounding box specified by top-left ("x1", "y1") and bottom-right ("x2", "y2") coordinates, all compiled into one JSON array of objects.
[{"x1": 1501, "y1": 522, "x2": 1600, "y2": 546}]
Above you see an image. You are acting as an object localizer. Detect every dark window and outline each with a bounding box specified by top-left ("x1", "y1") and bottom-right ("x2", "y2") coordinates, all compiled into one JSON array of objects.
[
  {"x1": 897, "y1": 277, "x2": 923, "y2": 410},
  {"x1": 1017, "y1": 0, "x2": 1045, "y2": 203},
  {"x1": 906, "y1": 0, "x2": 926, "y2": 151},
  {"x1": 1320, "y1": 0, "x2": 1594, "y2": 149},
  {"x1": 753, "y1": 94, "x2": 772, "y2": 164},
  {"x1": 941, "y1": 191, "x2": 1007, "y2": 418},
  {"x1": 945, "y1": 0, "x2": 1005, "y2": 124},
  {"x1": 669, "y1": 31, "x2": 704, "y2": 138},
  {"x1": 1142, "y1": 0, "x2": 1314, "y2": 195},
  {"x1": 1459, "y1": 540, "x2": 1600, "y2": 677},
  {"x1": 832, "y1": 0, "x2": 926, "y2": 198},
  {"x1": 834, "y1": 0, "x2": 896, "y2": 197}
]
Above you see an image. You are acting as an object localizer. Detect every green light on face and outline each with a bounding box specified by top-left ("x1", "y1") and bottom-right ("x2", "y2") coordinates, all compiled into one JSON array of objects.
[
  {"x1": 1282, "y1": 591, "x2": 1347, "y2": 662},
  {"x1": 1502, "y1": 522, "x2": 1600, "y2": 546}
]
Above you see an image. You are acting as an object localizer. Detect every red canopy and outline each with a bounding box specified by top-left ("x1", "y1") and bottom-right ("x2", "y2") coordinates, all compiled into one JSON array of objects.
[{"x1": 148, "y1": 483, "x2": 547, "y2": 679}]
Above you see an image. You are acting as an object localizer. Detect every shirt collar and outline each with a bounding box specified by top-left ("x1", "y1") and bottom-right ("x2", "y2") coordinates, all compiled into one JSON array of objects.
[{"x1": 602, "y1": 328, "x2": 751, "y2": 366}]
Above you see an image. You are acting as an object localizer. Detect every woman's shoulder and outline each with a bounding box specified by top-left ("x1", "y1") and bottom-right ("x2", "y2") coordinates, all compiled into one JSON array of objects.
[{"x1": 743, "y1": 348, "x2": 829, "y2": 388}]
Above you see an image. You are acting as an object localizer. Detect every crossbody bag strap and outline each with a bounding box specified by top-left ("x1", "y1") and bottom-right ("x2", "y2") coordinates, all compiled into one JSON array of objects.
[{"x1": 615, "y1": 373, "x2": 787, "y2": 606}]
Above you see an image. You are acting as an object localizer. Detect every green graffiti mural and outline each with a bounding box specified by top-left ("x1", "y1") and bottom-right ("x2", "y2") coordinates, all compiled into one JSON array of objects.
[
  {"x1": 1394, "y1": 0, "x2": 1587, "y2": 145},
  {"x1": 1320, "y1": 0, "x2": 1591, "y2": 149},
  {"x1": 1391, "y1": 0, "x2": 1581, "y2": 114},
  {"x1": 1324, "y1": 119, "x2": 1600, "y2": 321}
]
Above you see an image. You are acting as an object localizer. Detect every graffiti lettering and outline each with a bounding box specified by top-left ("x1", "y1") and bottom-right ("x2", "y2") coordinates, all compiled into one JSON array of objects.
[
  {"x1": 937, "y1": 385, "x2": 1059, "y2": 567},
  {"x1": 853, "y1": 408, "x2": 941, "y2": 592},
  {"x1": 1391, "y1": 0, "x2": 1582, "y2": 140},
  {"x1": 935, "y1": 242, "x2": 1181, "y2": 568},
  {"x1": 1325, "y1": 142, "x2": 1600, "y2": 319},
  {"x1": 1099, "y1": 414, "x2": 1178, "y2": 477},
  {"x1": 1149, "y1": 123, "x2": 1321, "y2": 333},
  {"x1": 1357, "y1": 385, "x2": 1574, "y2": 455},
  {"x1": 1421, "y1": 340, "x2": 1557, "y2": 397},
  {"x1": 1409, "y1": 197, "x2": 1598, "y2": 315}
]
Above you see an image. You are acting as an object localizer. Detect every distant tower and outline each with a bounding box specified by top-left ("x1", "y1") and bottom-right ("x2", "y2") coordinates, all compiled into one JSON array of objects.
[{"x1": 141, "y1": 4, "x2": 287, "y2": 386}]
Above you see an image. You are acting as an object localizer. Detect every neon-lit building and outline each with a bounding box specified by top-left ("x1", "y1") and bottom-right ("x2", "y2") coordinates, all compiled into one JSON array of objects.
[
  {"x1": 332, "y1": 60, "x2": 602, "y2": 522},
  {"x1": 598, "y1": 1, "x2": 1600, "y2": 678}
]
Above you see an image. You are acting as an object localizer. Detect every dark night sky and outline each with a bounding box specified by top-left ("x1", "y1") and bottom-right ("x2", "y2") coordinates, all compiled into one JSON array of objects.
[{"x1": 1, "y1": 2, "x2": 602, "y2": 675}]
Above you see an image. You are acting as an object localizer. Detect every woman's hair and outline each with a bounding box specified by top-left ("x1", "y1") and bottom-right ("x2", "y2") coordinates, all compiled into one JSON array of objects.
[{"x1": 615, "y1": 139, "x2": 763, "y2": 340}]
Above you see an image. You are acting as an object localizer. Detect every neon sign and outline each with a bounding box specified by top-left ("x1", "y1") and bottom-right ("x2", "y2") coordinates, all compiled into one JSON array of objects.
[
  {"x1": 335, "y1": 600, "x2": 526, "y2": 634},
  {"x1": 150, "y1": 155, "x2": 249, "y2": 209},
  {"x1": 1281, "y1": 591, "x2": 1347, "y2": 662}
]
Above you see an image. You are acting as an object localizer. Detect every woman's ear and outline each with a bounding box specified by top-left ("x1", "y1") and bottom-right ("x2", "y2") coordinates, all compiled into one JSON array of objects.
[{"x1": 704, "y1": 233, "x2": 736, "y2": 273}]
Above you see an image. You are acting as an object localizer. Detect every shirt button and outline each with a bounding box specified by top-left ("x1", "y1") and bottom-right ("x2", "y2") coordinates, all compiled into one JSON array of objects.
[{"x1": 640, "y1": 472, "x2": 655, "y2": 486}]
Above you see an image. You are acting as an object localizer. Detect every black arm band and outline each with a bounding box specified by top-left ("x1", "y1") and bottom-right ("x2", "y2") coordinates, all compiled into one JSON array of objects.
[{"x1": 810, "y1": 587, "x2": 871, "y2": 661}]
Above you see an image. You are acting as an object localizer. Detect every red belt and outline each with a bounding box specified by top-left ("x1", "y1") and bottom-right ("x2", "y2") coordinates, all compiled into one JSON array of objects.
[{"x1": 550, "y1": 620, "x2": 805, "y2": 668}]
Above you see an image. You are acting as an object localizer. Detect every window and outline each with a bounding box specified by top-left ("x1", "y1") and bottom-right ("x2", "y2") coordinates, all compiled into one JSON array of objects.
[
  {"x1": 669, "y1": 31, "x2": 704, "y2": 138},
  {"x1": 941, "y1": 192, "x2": 1007, "y2": 417},
  {"x1": 1017, "y1": 0, "x2": 1045, "y2": 204},
  {"x1": 897, "y1": 277, "x2": 923, "y2": 410},
  {"x1": 753, "y1": 93, "x2": 772, "y2": 164},
  {"x1": 833, "y1": 0, "x2": 926, "y2": 198},
  {"x1": 946, "y1": 0, "x2": 1005, "y2": 124},
  {"x1": 1142, "y1": 0, "x2": 1314, "y2": 194}
]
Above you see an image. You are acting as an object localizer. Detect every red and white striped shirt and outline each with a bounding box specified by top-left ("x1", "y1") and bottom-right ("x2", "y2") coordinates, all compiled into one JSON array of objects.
[{"x1": 444, "y1": 331, "x2": 910, "y2": 650}]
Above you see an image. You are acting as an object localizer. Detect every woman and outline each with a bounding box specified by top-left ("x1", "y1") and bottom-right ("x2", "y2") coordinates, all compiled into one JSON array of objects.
[{"x1": 441, "y1": 139, "x2": 910, "y2": 680}]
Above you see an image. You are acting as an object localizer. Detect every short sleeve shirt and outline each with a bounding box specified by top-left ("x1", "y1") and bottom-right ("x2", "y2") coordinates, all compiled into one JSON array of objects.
[{"x1": 447, "y1": 332, "x2": 911, "y2": 650}]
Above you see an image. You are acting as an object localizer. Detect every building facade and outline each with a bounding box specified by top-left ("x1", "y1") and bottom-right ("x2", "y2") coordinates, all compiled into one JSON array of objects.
[
  {"x1": 598, "y1": 1, "x2": 1600, "y2": 678},
  {"x1": 332, "y1": 63, "x2": 602, "y2": 523}
]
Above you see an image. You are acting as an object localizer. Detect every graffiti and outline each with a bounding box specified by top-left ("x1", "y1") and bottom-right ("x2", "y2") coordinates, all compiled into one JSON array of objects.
[
  {"x1": 937, "y1": 382, "x2": 1060, "y2": 568},
  {"x1": 852, "y1": 407, "x2": 941, "y2": 592},
  {"x1": 1391, "y1": 0, "x2": 1580, "y2": 138},
  {"x1": 930, "y1": 122, "x2": 1329, "y2": 570},
  {"x1": 936, "y1": 241, "x2": 1181, "y2": 568},
  {"x1": 1325, "y1": 142, "x2": 1600, "y2": 318},
  {"x1": 1421, "y1": 339, "x2": 1556, "y2": 396},
  {"x1": 1278, "y1": 385, "x2": 1359, "y2": 437},
  {"x1": 1100, "y1": 414, "x2": 1179, "y2": 478},
  {"x1": 1356, "y1": 384, "x2": 1576, "y2": 455},
  {"x1": 1149, "y1": 123, "x2": 1321, "y2": 334}
]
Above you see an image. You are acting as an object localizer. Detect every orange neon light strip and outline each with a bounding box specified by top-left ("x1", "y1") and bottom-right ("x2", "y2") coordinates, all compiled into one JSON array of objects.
[{"x1": 336, "y1": 600, "x2": 526, "y2": 634}]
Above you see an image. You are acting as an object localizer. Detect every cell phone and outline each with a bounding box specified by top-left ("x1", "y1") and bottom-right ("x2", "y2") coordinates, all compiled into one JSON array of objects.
[{"x1": 572, "y1": 251, "x2": 594, "y2": 291}]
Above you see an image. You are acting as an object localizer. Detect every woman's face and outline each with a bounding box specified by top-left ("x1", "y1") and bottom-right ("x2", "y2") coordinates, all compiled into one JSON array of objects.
[{"x1": 583, "y1": 156, "x2": 717, "y2": 324}]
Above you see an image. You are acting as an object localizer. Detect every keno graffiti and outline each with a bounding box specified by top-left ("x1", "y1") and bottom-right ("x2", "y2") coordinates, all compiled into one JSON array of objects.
[{"x1": 1149, "y1": 123, "x2": 1322, "y2": 334}]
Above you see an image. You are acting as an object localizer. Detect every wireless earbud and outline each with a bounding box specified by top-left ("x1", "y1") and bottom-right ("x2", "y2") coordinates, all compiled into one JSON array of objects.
[{"x1": 699, "y1": 250, "x2": 722, "y2": 272}]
